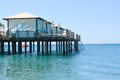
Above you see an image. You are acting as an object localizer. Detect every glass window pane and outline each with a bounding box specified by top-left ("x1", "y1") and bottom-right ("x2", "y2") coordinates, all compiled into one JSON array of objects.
[{"x1": 9, "y1": 19, "x2": 36, "y2": 38}]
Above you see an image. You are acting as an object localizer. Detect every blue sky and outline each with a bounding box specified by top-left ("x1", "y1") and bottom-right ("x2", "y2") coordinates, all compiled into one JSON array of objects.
[{"x1": 0, "y1": 0, "x2": 120, "y2": 44}]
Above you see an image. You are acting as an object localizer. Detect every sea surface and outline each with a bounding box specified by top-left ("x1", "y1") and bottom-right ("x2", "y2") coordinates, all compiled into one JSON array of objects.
[{"x1": 0, "y1": 44, "x2": 120, "y2": 80}]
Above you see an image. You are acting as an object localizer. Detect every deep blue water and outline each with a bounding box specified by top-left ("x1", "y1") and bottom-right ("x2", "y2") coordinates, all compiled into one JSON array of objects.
[{"x1": 0, "y1": 44, "x2": 120, "y2": 80}]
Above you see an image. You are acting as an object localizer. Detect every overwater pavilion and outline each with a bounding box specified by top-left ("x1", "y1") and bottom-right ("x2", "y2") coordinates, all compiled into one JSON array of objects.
[
  {"x1": 0, "y1": 12, "x2": 81, "y2": 55},
  {"x1": 3, "y1": 12, "x2": 53, "y2": 39}
]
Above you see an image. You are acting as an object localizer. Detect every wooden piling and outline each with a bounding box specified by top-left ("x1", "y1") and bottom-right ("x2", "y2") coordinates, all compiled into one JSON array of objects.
[
  {"x1": 56, "y1": 41, "x2": 58, "y2": 52},
  {"x1": 76, "y1": 41, "x2": 78, "y2": 51},
  {"x1": 37, "y1": 40, "x2": 40, "y2": 55},
  {"x1": 29, "y1": 41, "x2": 32, "y2": 53},
  {"x1": 50, "y1": 41, "x2": 51, "y2": 53},
  {"x1": 63, "y1": 41, "x2": 65, "y2": 55},
  {"x1": 18, "y1": 41, "x2": 22, "y2": 54},
  {"x1": 68, "y1": 41, "x2": 70, "y2": 53},
  {"x1": 33, "y1": 41, "x2": 35, "y2": 52},
  {"x1": 74, "y1": 41, "x2": 79, "y2": 51},
  {"x1": 66, "y1": 41, "x2": 68, "y2": 54},
  {"x1": 71, "y1": 41, "x2": 72, "y2": 52},
  {"x1": 8, "y1": 41, "x2": 10, "y2": 54},
  {"x1": 59, "y1": 41, "x2": 60, "y2": 52},
  {"x1": 60, "y1": 41, "x2": 62, "y2": 52},
  {"x1": 25, "y1": 41, "x2": 27, "y2": 54},
  {"x1": 74, "y1": 41, "x2": 76, "y2": 51},
  {"x1": 1, "y1": 41, "x2": 4, "y2": 54},
  {"x1": 42, "y1": 41, "x2": 44, "y2": 55},
  {"x1": 12, "y1": 41, "x2": 16, "y2": 54},
  {"x1": 46, "y1": 41, "x2": 48, "y2": 54}
]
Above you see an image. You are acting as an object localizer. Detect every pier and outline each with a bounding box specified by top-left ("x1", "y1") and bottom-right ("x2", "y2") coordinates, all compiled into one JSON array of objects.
[{"x1": 0, "y1": 12, "x2": 82, "y2": 55}]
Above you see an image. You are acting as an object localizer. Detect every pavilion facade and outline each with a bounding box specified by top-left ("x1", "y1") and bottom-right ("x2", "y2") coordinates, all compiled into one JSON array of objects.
[{"x1": 3, "y1": 12, "x2": 53, "y2": 38}]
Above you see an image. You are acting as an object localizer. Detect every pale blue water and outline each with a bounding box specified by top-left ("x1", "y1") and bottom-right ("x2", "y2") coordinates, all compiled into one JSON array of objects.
[{"x1": 0, "y1": 44, "x2": 120, "y2": 80}]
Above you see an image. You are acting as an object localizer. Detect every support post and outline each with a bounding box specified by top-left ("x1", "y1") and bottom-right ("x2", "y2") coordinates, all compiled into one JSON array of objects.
[
  {"x1": 42, "y1": 41, "x2": 44, "y2": 55},
  {"x1": 56, "y1": 41, "x2": 58, "y2": 52},
  {"x1": 18, "y1": 41, "x2": 22, "y2": 54},
  {"x1": 12, "y1": 41, "x2": 16, "y2": 54},
  {"x1": 63, "y1": 41, "x2": 65, "y2": 55},
  {"x1": 20, "y1": 41, "x2": 22, "y2": 53},
  {"x1": 29, "y1": 41, "x2": 32, "y2": 53},
  {"x1": 71, "y1": 41, "x2": 72, "y2": 53},
  {"x1": 46, "y1": 41, "x2": 48, "y2": 54},
  {"x1": 74, "y1": 41, "x2": 76, "y2": 51},
  {"x1": 25, "y1": 41, "x2": 27, "y2": 54},
  {"x1": 33, "y1": 41, "x2": 35, "y2": 52},
  {"x1": 1, "y1": 41, "x2": 4, "y2": 54},
  {"x1": 74, "y1": 41, "x2": 78, "y2": 51},
  {"x1": 66, "y1": 41, "x2": 68, "y2": 54},
  {"x1": 37, "y1": 40, "x2": 40, "y2": 55},
  {"x1": 69, "y1": 40, "x2": 70, "y2": 53},
  {"x1": 76, "y1": 41, "x2": 79, "y2": 51},
  {"x1": 8, "y1": 41, "x2": 10, "y2": 54},
  {"x1": 59, "y1": 41, "x2": 60, "y2": 52},
  {"x1": 50, "y1": 41, "x2": 51, "y2": 53},
  {"x1": 61, "y1": 41, "x2": 62, "y2": 52}
]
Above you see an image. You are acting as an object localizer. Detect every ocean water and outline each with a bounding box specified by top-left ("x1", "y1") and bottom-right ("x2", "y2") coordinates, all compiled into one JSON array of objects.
[{"x1": 0, "y1": 44, "x2": 120, "y2": 80}]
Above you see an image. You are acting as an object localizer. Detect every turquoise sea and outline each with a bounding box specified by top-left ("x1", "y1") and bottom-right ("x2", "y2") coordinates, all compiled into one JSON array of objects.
[{"x1": 0, "y1": 44, "x2": 120, "y2": 80}]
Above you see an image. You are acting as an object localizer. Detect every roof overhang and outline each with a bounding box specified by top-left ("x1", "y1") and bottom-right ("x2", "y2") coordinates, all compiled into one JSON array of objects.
[{"x1": 3, "y1": 12, "x2": 43, "y2": 20}]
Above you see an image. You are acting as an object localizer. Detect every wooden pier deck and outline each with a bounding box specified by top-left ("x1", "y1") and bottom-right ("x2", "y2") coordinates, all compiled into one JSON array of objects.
[{"x1": 0, "y1": 35, "x2": 81, "y2": 55}]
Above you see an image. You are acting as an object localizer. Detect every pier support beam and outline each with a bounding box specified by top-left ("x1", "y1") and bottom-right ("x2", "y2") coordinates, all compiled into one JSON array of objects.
[
  {"x1": 59, "y1": 41, "x2": 60, "y2": 52},
  {"x1": 33, "y1": 41, "x2": 35, "y2": 51},
  {"x1": 8, "y1": 41, "x2": 10, "y2": 54},
  {"x1": 69, "y1": 40, "x2": 70, "y2": 53},
  {"x1": 77, "y1": 41, "x2": 79, "y2": 51},
  {"x1": 25, "y1": 41, "x2": 27, "y2": 54},
  {"x1": 46, "y1": 41, "x2": 48, "y2": 54},
  {"x1": 56, "y1": 41, "x2": 58, "y2": 52},
  {"x1": 42, "y1": 41, "x2": 44, "y2": 55},
  {"x1": 74, "y1": 41, "x2": 79, "y2": 51},
  {"x1": 50, "y1": 41, "x2": 51, "y2": 53},
  {"x1": 61, "y1": 41, "x2": 62, "y2": 52},
  {"x1": 63, "y1": 41, "x2": 65, "y2": 55},
  {"x1": 71, "y1": 41, "x2": 72, "y2": 53},
  {"x1": 37, "y1": 40, "x2": 40, "y2": 55},
  {"x1": 1, "y1": 41, "x2": 4, "y2": 54},
  {"x1": 12, "y1": 41, "x2": 16, "y2": 54},
  {"x1": 29, "y1": 41, "x2": 32, "y2": 53},
  {"x1": 60, "y1": 41, "x2": 62, "y2": 52},
  {"x1": 74, "y1": 41, "x2": 76, "y2": 51},
  {"x1": 18, "y1": 41, "x2": 22, "y2": 54},
  {"x1": 66, "y1": 41, "x2": 68, "y2": 54}
]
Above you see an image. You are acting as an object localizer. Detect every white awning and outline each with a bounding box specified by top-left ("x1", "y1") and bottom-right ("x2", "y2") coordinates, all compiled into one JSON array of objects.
[{"x1": 3, "y1": 12, "x2": 40, "y2": 20}]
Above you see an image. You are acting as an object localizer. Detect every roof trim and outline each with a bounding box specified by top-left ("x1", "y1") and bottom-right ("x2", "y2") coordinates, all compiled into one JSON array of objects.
[{"x1": 3, "y1": 12, "x2": 42, "y2": 20}]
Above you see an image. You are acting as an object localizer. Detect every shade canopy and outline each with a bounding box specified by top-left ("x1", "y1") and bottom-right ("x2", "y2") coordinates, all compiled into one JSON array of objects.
[{"x1": 3, "y1": 12, "x2": 42, "y2": 20}]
